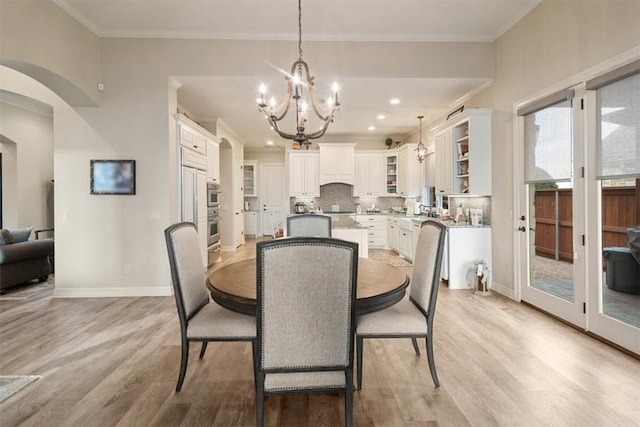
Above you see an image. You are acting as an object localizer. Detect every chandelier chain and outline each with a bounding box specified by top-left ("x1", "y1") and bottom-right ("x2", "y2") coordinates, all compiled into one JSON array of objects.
[{"x1": 298, "y1": 0, "x2": 303, "y2": 60}]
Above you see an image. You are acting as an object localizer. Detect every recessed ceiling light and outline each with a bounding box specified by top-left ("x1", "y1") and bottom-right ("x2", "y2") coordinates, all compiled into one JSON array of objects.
[
  {"x1": 368, "y1": 126, "x2": 375, "y2": 131},
  {"x1": 377, "y1": 114, "x2": 386, "y2": 120},
  {"x1": 390, "y1": 98, "x2": 400, "y2": 105},
  {"x1": 265, "y1": 140, "x2": 274, "y2": 146}
]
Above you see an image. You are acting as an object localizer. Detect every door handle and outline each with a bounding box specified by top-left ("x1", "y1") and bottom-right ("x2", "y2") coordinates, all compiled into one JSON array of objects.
[{"x1": 518, "y1": 226, "x2": 526, "y2": 232}]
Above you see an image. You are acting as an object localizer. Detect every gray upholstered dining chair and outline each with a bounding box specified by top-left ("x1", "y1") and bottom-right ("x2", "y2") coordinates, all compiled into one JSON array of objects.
[
  {"x1": 286, "y1": 214, "x2": 332, "y2": 237},
  {"x1": 254, "y1": 237, "x2": 359, "y2": 427},
  {"x1": 356, "y1": 220, "x2": 447, "y2": 389},
  {"x1": 164, "y1": 222, "x2": 256, "y2": 392}
]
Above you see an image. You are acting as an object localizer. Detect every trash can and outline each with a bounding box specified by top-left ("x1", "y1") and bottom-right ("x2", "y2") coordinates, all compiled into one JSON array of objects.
[{"x1": 602, "y1": 247, "x2": 640, "y2": 294}]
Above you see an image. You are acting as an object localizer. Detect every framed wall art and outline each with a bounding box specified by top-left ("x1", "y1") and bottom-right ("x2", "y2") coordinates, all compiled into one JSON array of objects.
[{"x1": 90, "y1": 159, "x2": 136, "y2": 195}]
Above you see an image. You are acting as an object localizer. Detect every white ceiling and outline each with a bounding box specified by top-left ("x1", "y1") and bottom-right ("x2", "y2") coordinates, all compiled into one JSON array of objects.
[{"x1": 53, "y1": 0, "x2": 542, "y2": 149}]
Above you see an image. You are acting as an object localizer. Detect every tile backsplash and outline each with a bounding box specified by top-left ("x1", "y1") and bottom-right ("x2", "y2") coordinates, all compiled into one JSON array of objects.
[
  {"x1": 290, "y1": 183, "x2": 406, "y2": 213},
  {"x1": 448, "y1": 196, "x2": 491, "y2": 225}
]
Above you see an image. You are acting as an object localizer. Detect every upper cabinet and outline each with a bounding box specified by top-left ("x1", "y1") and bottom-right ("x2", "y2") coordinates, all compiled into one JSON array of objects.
[
  {"x1": 207, "y1": 136, "x2": 220, "y2": 183},
  {"x1": 384, "y1": 153, "x2": 398, "y2": 196},
  {"x1": 318, "y1": 143, "x2": 356, "y2": 185},
  {"x1": 432, "y1": 109, "x2": 492, "y2": 196},
  {"x1": 397, "y1": 143, "x2": 421, "y2": 197},
  {"x1": 354, "y1": 152, "x2": 385, "y2": 196},
  {"x1": 177, "y1": 115, "x2": 207, "y2": 156},
  {"x1": 288, "y1": 151, "x2": 320, "y2": 197},
  {"x1": 243, "y1": 160, "x2": 257, "y2": 197},
  {"x1": 434, "y1": 128, "x2": 453, "y2": 195}
]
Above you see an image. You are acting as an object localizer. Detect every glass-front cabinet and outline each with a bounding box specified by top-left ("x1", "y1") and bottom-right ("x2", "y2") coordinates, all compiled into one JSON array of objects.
[
  {"x1": 244, "y1": 161, "x2": 257, "y2": 197},
  {"x1": 385, "y1": 154, "x2": 398, "y2": 195}
]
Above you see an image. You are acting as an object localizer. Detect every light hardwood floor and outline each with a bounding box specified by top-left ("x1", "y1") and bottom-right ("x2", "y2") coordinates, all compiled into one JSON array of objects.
[{"x1": 1, "y1": 238, "x2": 639, "y2": 426}]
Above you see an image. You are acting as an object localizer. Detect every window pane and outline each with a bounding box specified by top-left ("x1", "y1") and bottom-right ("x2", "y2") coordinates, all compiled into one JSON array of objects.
[
  {"x1": 597, "y1": 73, "x2": 640, "y2": 179},
  {"x1": 524, "y1": 99, "x2": 573, "y2": 183}
]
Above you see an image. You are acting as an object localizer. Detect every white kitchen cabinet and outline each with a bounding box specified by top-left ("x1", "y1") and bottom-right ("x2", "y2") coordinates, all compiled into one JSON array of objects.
[
  {"x1": 244, "y1": 211, "x2": 258, "y2": 237},
  {"x1": 396, "y1": 144, "x2": 422, "y2": 197},
  {"x1": 355, "y1": 215, "x2": 387, "y2": 249},
  {"x1": 434, "y1": 128, "x2": 453, "y2": 195},
  {"x1": 384, "y1": 154, "x2": 399, "y2": 196},
  {"x1": 387, "y1": 217, "x2": 399, "y2": 251},
  {"x1": 243, "y1": 161, "x2": 257, "y2": 197},
  {"x1": 288, "y1": 152, "x2": 319, "y2": 197},
  {"x1": 177, "y1": 115, "x2": 207, "y2": 156},
  {"x1": 206, "y1": 136, "x2": 220, "y2": 183},
  {"x1": 398, "y1": 218, "x2": 413, "y2": 261},
  {"x1": 412, "y1": 221, "x2": 421, "y2": 261},
  {"x1": 318, "y1": 143, "x2": 356, "y2": 185},
  {"x1": 333, "y1": 228, "x2": 369, "y2": 258},
  {"x1": 432, "y1": 109, "x2": 492, "y2": 196},
  {"x1": 444, "y1": 226, "x2": 492, "y2": 289},
  {"x1": 354, "y1": 153, "x2": 384, "y2": 196}
]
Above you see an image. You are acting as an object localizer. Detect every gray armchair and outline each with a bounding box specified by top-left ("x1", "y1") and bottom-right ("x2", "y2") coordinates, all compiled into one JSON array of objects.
[
  {"x1": 356, "y1": 220, "x2": 447, "y2": 389},
  {"x1": 286, "y1": 214, "x2": 332, "y2": 237},
  {"x1": 164, "y1": 222, "x2": 256, "y2": 392},
  {"x1": 255, "y1": 237, "x2": 358, "y2": 426}
]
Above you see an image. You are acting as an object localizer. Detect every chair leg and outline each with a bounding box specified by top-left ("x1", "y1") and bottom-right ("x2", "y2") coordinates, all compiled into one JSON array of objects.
[
  {"x1": 356, "y1": 335, "x2": 364, "y2": 390},
  {"x1": 411, "y1": 337, "x2": 421, "y2": 356},
  {"x1": 199, "y1": 342, "x2": 208, "y2": 359},
  {"x1": 176, "y1": 337, "x2": 189, "y2": 392},
  {"x1": 251, "y1": 340, "x2": 258, "y2": 391},
  {"x1": 256, "y1": 374, "x2": 265, "y2": 427},
  {"x1": 345, "y1": 369, "x2": 354, "y2": 427},
  {"x1": 425, "y1": 335, "x2": 439, "y2": 387}
]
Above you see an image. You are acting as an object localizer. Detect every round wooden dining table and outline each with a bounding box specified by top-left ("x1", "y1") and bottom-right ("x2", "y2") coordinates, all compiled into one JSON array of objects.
[{"x1": 206, "y1": 257, "x2": 409, "y2": 316}]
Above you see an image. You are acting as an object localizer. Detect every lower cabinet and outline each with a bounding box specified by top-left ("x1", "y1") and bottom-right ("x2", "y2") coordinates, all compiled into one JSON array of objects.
[
  {"x1": 355, "y1": 215, "x2": 387, "y2": 249},
  {"x1": 244, "y1": 211, "x2": 258, "y2": 237},
  {"x1": 397, "y1": 218, "x2": 413, "y2": 261},
  {"x1": 443, "y1": 227, "x2": 492, "y2": 290},
  {"x1": 387, "y1": 217, "x2": 399, "y2": 251}
]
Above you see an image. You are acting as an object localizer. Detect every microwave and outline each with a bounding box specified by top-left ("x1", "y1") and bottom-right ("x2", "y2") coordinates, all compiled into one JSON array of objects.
[{"x1": 207, "y1": 182, "x2": 221, "y2": 207}]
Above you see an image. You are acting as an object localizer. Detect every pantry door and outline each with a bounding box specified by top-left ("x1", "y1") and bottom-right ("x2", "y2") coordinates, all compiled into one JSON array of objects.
[
  {"x1": 516, "y1": 86, "x2": 587, "y2": 328},
  {"x1": 260, "y1": 163, "x2": 286, "y2": 237}
]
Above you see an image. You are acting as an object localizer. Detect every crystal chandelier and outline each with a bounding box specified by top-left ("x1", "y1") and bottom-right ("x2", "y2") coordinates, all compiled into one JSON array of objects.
[
  {"x1": 415, "y1": 115, "x2": 426, "y2": 163},
  {"x1": 257, "y1": 0, "x2": 340, "y2": 149}
]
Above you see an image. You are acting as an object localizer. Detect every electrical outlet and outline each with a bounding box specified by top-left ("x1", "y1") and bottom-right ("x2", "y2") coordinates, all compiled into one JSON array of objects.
[{"x1": 124, "y1": 264, "x2": 131, "y2": 274}]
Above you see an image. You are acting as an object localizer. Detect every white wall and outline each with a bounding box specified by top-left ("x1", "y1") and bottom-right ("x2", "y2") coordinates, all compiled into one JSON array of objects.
[{"x1": 0, "y1": 100, "x2": 54, "y2": 231}]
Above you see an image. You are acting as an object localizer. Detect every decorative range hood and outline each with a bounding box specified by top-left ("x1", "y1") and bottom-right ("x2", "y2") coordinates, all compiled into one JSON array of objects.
[{"x1": 318, "y1": 143, "x2": 356, "y2": 185}]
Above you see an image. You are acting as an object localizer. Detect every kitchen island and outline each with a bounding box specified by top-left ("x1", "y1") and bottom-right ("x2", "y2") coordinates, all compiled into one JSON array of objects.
[{"x1": 330, "y1": 215, "x2": 369, "y2": 258}]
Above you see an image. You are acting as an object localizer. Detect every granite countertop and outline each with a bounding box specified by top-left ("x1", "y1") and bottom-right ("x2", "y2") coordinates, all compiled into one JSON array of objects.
[
  {"x1": 389, "y1": 213, "x2": 491, "y2": 228},
  {"x1": 330, "y1": 216, "x2": 368, "y2": 229}
]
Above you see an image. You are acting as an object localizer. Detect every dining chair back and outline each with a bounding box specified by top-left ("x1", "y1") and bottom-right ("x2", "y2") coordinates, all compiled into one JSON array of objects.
[
  {"x1": 255, "y1": 237, "x2": 358, "y2": 426},
  {"x1": 286, "y1": 214, "x2": 332, "y2": 237},
  {"x1": 165, "y1": 222, "x2": 255, "y2": 392},
  {"x1": 356, "y1": 220, "x2": 447, "y2": 389}
]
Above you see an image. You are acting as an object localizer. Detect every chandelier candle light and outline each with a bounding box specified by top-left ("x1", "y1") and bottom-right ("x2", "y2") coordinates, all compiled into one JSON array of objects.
[
  {"x1": 257, "y1": 0, "x2": 340, "y2": 149},
  {"x1": 415, "y1": 115, "x2": 426, "y2": 163}
]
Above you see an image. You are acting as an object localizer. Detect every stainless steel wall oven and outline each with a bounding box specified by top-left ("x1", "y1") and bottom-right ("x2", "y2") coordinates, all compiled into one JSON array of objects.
[
  {"x1": 207, "y1": 182, "x2": 221, "y2": 208},
  {"x1": 207, "y1": 206, "x2": 221, "y2": 266}
]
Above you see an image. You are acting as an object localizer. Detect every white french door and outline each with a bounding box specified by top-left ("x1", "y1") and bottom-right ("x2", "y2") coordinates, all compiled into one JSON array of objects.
[
  {"x1": 584, "y1": 69, "x2": 640, "y2": 355},
  {"x1": 517, "y1": 85, "x2": 586, "y2": 328},
  {"x1": 516, "y1": 59, "x2": 640, "y2": 355}
]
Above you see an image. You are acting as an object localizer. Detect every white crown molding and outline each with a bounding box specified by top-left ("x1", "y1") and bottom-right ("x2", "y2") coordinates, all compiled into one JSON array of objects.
[
  {"x1": 52, "y1": 0, "x2": 102, "y2": 36},
  {"x1": 493, "y1": 0, "x2": 542, "y2": 41}
]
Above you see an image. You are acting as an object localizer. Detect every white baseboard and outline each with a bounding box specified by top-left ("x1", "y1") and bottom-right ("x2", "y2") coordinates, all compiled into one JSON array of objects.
[
  {"x1": 53, "y1": 286, "x2": 173, "y2": 298},
  {"x1": 489, "y1": 281, "x2": 515, "y2": 300}
]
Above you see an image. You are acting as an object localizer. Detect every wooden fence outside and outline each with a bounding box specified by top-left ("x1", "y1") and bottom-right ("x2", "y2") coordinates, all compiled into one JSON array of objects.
[{"x1": 534, "y1": 186, "x2": 639, "y2": 262}]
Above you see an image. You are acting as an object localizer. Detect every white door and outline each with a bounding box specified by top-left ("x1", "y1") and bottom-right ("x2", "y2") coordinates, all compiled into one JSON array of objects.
[
  {"x1": 260, "y1": 163, "x2": 286, "y2": 237},
  {"x1": 517, "y1": 86, "x2": 586, "y2": 328},
  {"x1": 584, "y1": 69, "x2": 640, "y2": 354}
]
